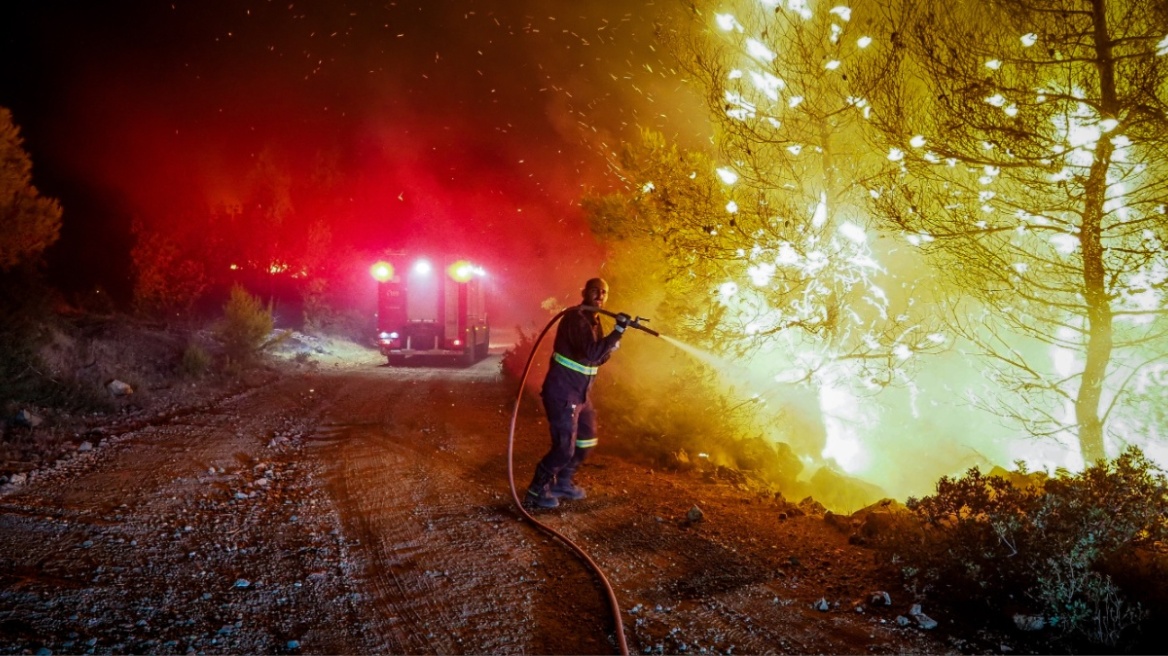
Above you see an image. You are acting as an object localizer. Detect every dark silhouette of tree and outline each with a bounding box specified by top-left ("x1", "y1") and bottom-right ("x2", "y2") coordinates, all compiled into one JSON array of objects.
[{"x1": 0, "y1": 107, "x2": 61, "y2": 271}]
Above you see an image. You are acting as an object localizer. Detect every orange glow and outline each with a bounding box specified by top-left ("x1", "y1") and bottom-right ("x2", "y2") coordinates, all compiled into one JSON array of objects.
[{"x1": 370, "y1": 261, "x2": 394, "y2": 282}]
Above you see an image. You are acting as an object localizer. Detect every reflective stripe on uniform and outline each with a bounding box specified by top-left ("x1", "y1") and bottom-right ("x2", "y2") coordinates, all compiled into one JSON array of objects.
[
  {"x1": 576, "y1": 438, "x2": 598, "y2": 448},
  {"x1": 553, "y1": 352, "x2": 599, "y2": 376}
]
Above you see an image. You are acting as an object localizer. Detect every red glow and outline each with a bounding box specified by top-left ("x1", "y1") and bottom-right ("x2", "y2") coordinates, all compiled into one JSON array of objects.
[{"x1": 16, "y1": 2, "x2": 684, "y2": 327}]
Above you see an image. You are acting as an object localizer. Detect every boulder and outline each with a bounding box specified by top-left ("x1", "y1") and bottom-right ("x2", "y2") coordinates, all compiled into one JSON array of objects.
[{"x1": 106, "y1": 379, "x2": 134, "y2": 397}]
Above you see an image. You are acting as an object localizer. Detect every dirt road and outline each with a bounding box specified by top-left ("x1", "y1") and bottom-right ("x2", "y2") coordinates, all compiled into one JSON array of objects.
[{"x1": 0, "y1": 353, "x2": 954, "y2": 655}]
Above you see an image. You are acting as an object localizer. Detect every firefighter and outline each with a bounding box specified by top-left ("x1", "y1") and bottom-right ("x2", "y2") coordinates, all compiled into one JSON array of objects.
[{"x1": 524, "y1": 278, "x2": 630, "y2": 509}]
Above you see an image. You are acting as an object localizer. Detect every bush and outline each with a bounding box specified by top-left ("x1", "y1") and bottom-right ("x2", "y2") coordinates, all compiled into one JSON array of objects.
[
  {"x1": 883, "y1": 447, "x2": 1168, "y2": 648},
  {"x1": 180, "y1": 343, "x2": 212, "y2": 377},
  {"x1": 217, "y1": 284, "x2": 273, "y2": 364},
  {"x1": 500, "y1": 324, "x2": 540, "y2": 386}
]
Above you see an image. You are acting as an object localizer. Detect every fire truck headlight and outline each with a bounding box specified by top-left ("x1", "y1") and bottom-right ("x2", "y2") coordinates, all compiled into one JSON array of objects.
[
  {"x1": 448, "y1": 260, "x2": 475, "y2": 283},
  {"x1": 370, "y1": 261, "x2": 394, "y2": 282},
  {"x1": 413, "y1": 259, "x2": 432, "y2": 275},
  {"x1": 378, "y1": 332, "x2": 391, "y2": 340}
]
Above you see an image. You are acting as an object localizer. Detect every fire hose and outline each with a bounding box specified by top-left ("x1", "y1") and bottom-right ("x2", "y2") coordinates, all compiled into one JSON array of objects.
[{"x1": 506, "y1": 305, "x2": 659, "y2": 656}]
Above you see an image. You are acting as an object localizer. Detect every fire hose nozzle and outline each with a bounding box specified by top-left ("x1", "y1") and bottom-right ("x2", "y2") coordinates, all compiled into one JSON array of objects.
[
  {"x1": 581, "y1": 305, "x2": 661, "y2": 337},
  {"x1": 630, "y1": 316, "x2": 660, "y2": 337}
]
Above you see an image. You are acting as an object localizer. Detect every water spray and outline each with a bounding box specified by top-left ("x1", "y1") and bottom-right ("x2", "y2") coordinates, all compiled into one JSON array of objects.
[{"x1": 506, "y1": 304, "x2": 660, "y2": 656}]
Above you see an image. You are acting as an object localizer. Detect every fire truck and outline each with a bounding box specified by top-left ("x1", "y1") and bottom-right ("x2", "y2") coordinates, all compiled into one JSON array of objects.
[{"x1": 371, "y1": 255, "x2": 490, "y2": 366}]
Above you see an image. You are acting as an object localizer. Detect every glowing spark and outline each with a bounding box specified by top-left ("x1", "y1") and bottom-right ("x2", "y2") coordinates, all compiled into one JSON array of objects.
[
  {"x1": 715, "y1": 13, "x2": 743, "y2": 32},
  {"x1": 787, "y1": 144, "x2": 803, "y2": 155},
  {"x1": 726, "y1": 200, "x2": 739, "y2": 214},
  {"x1": 1004, "y1": 104, "x2": 1019, "y2": 117},
  {"x1": 811, "y1": 193, "x2": 828, "y2": 229},
  {"x1": 887, "y1": 147, "x2": 905, "y2": 161},
  {"x1": 725, "y1": 90, "x2": 757, "y2": 120},
  {"x1": 746, "y1": 38, "x2": 776, "y2": 62},
  {"x1": 909, "y1": 135, "x2": 927, "y2": 148},
  {"x1": 857, "y1": 36, "x2": 872, "y2": 48},
  {"x1": 787, "y1": 0, "x2": 812, "y2": 20},
  {"x1": 830, "y1": 23, "x2": 843, "y2": 43},
  {"x1": 716, "y1": 167, "x2": 739, "y2": 184},
  {"x1": 750, "y1": 71, "x2": 785, "y2": 100},
  {"x1": 719, "y1": 281, "x2": 738, "y2": 297},
  {"x1": 788, "y1": 95, "x2": 804, "y2": 108},
  {"x1": 926, "y1": 333, "x2": 946, "y2": 345},
  {"x1": 986, "y1": 93, "x2": 1006, "y2": 107},
  {"x1": 893, "y1": 344, "x2": 912, "y2": 360},
  {"x1": 642, "y1": 181, "x2": 655, "y2": 193},
  {"x1": 1050, "y1": 233, "x2": 1078, "y2": 254},
  {"x1": 776, "y1": 242, "x2": 800, "y2": 265},
  {"x1": 986, "y1": 59, "x2": 1002, "y2": 70},
  {"x1": 747, "y1": 262, "x2": 775, "y2": 286},
  {"x1": 1157, "y1": 35, "x2": 1168, "y2": 56},
  {"x1": 838, "y1": 221, "x2": 867, "y2": 243},
  {"x1": 1100, "y1": 118, "x2": 1118, "y2": 132},
  {"x1": 829, "y1": 6, "x2": 852, "y2": 20},
  {"x1": 1021, "y1": 33, "x2": 1038, "y2": 47},
  {"x1": 728, "y1": 69, "x2": 743, "y2": 80},
  {"x1": 825, "y1": 60, "x2": 841, "y2": 70}
]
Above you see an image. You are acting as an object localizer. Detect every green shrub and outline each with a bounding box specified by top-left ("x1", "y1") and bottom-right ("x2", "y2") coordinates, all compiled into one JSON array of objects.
[
  {"x1": 884, "y1": 447, "x2": 1168, "y2": 648},
  {"x1": 217, "y1": 284, "x2": 273, "y2": 364},
  {"x1": 180, "y1": 343, "x2": 212, "y2": 377}
]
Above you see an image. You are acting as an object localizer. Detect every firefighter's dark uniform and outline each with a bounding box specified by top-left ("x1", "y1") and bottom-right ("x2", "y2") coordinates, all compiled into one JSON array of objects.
[{"x1": 526, "y1": 305, "x2": 623, "y2": 507}]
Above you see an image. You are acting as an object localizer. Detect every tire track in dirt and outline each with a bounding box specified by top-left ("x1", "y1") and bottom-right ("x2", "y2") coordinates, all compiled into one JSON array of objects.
[{"x1": 307, "y1": 365, "x2": 614, "y2": 655}]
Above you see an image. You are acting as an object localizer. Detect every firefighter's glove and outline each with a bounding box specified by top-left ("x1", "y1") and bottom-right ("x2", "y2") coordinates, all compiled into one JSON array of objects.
[{"x1": 614, "y1": 313, "x2": 632, "y2": 334}]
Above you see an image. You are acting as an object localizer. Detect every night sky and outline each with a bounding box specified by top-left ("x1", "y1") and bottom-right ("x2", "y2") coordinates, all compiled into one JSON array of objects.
[{"x1": 2, "y1": 0, "x2": 704, "y2": 326}]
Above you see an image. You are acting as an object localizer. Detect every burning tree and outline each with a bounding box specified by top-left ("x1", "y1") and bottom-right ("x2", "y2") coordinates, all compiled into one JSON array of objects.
[
  {"x1": 862, "y1": 0, "x2": 1168, "y2": 464},
  {"x1": 590, "y1": 1, "x2": 946, "y2": 475}
]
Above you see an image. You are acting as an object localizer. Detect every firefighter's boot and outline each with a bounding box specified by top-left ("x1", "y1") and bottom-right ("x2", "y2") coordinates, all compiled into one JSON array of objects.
[
  {"x1": 523, "y1": 465, "x2": 559, "y2": 509},
  {"x1": 550, "y1": 448, "x2": 590, "y2": 500}
]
